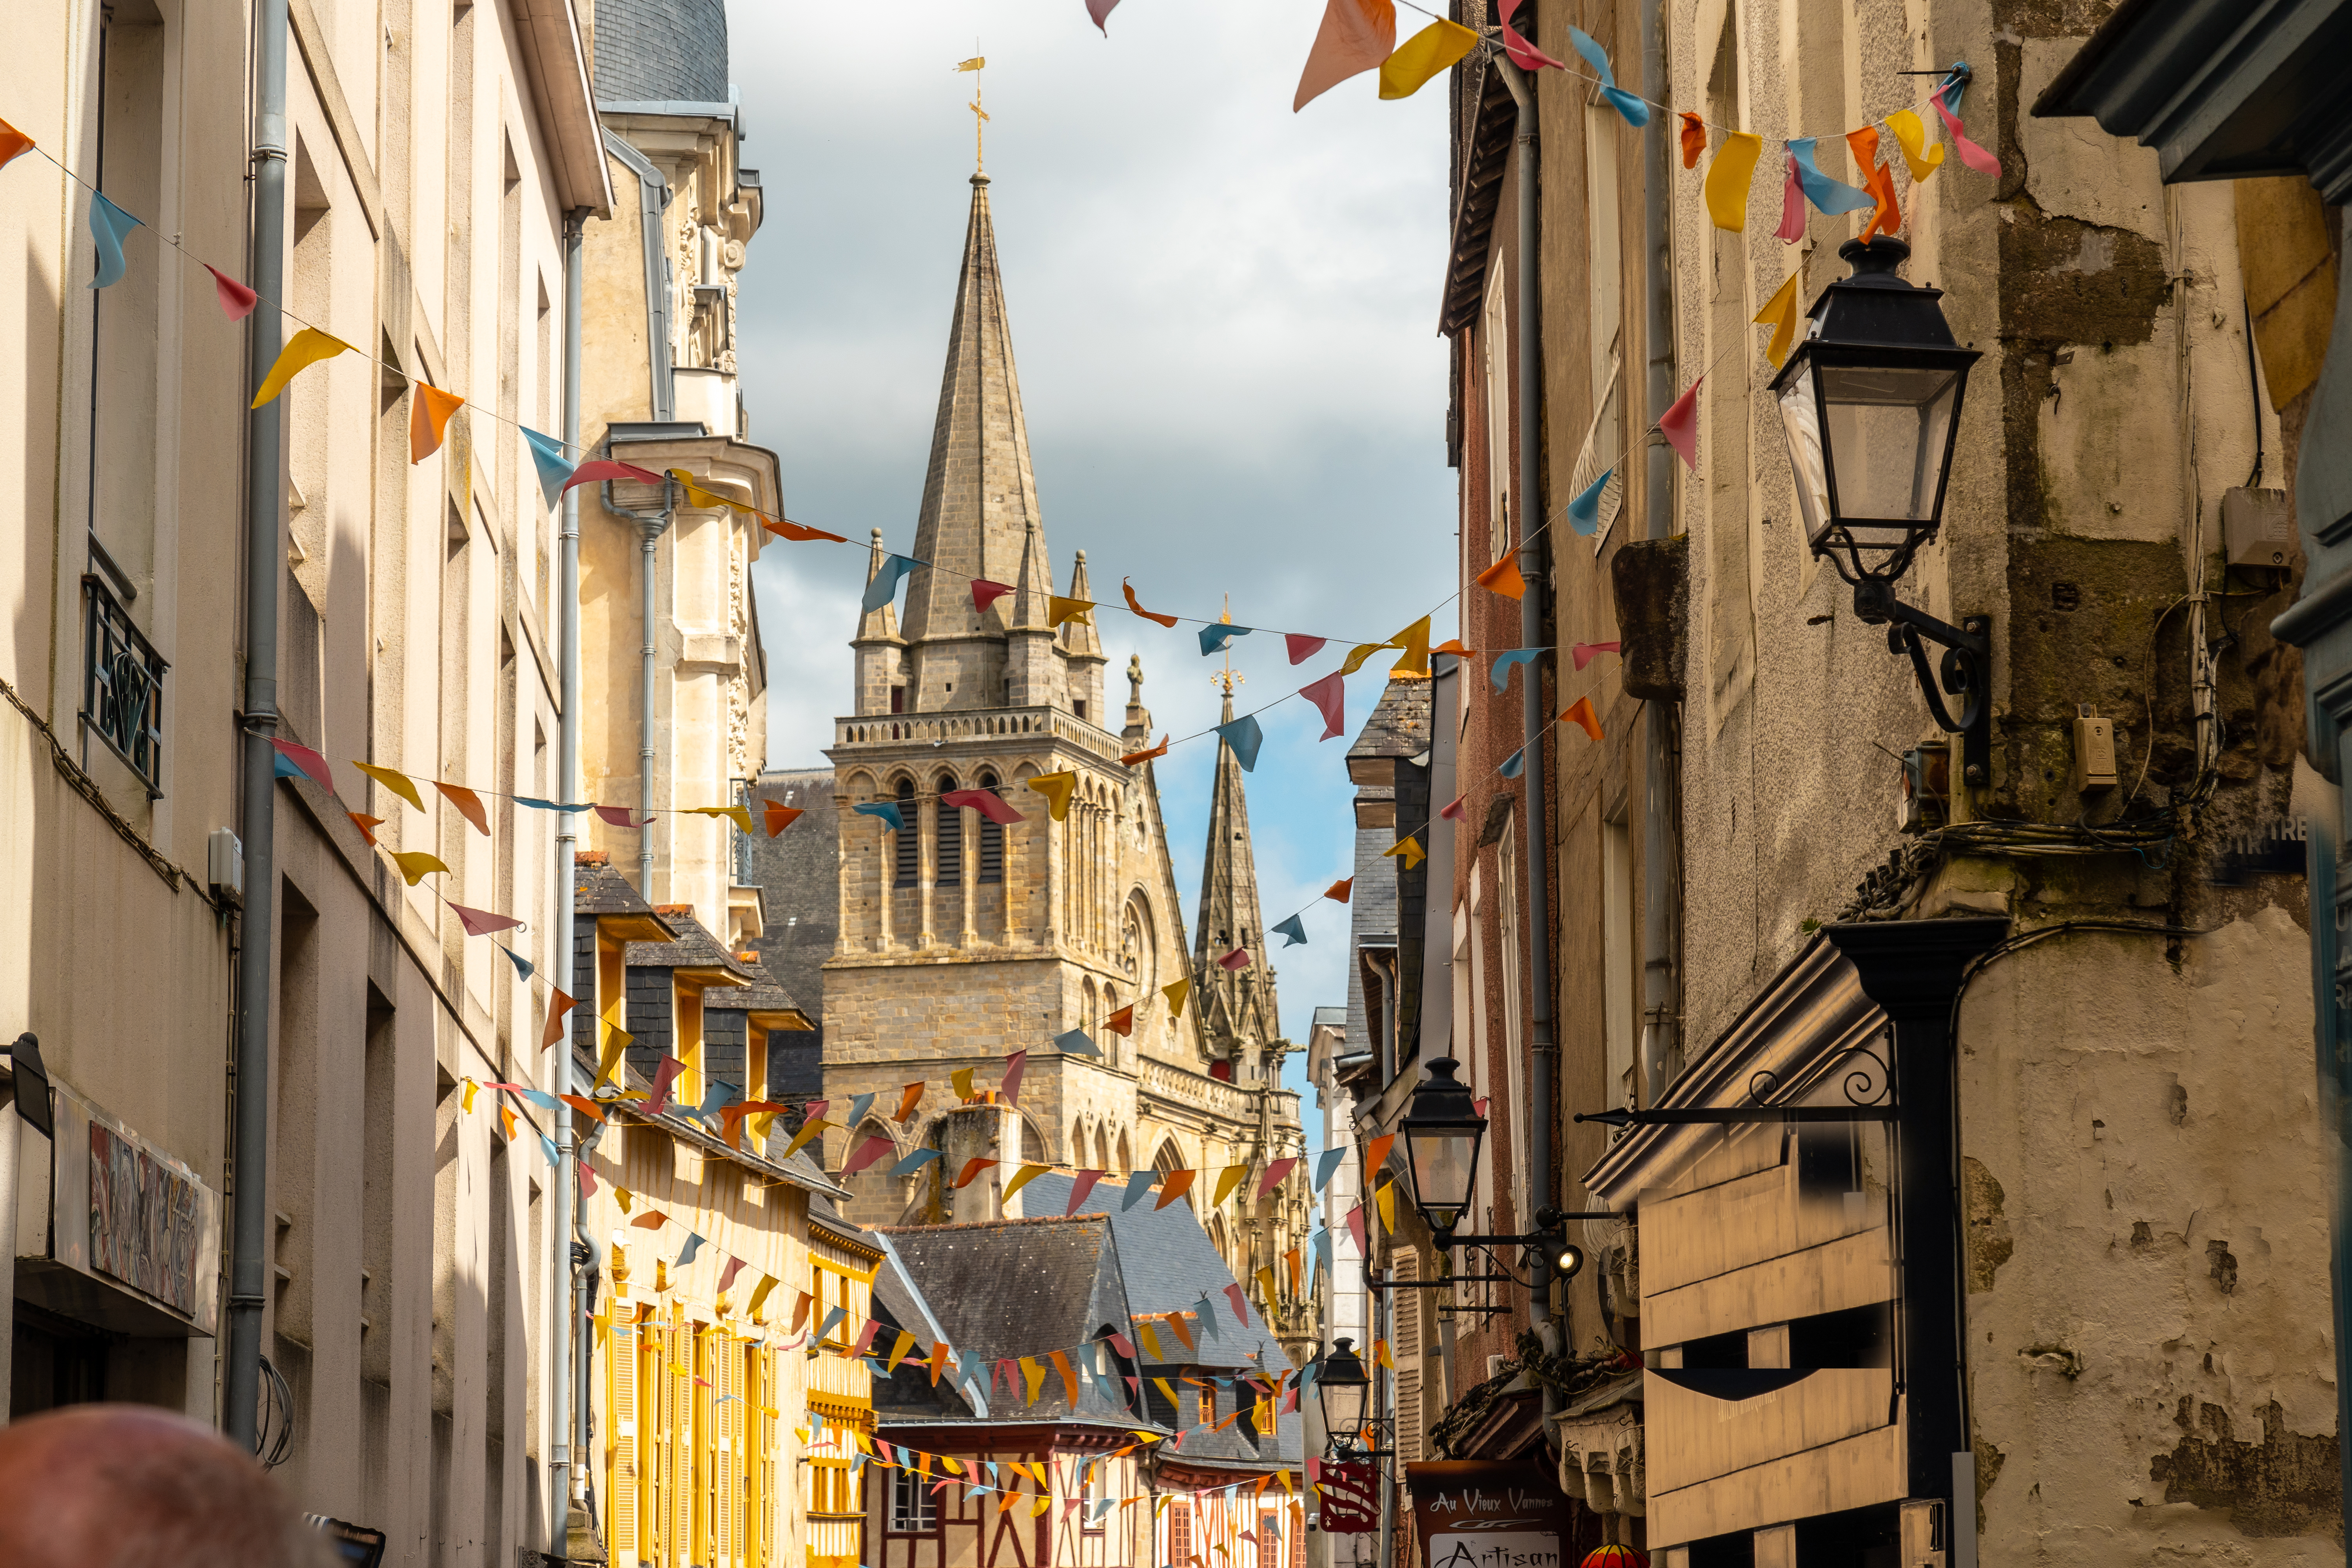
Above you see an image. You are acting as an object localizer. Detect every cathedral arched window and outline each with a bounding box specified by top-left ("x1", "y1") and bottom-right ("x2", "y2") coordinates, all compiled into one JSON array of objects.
[
  {"x1": 935, "y1": 772, "x2": 963, "y2": 884},
  {"x1": 976, "y1": 771, "x2": 1004, "y2": 884},
  {"x1": 893, "y1": 778, "x2": 919, "y2": 888}
]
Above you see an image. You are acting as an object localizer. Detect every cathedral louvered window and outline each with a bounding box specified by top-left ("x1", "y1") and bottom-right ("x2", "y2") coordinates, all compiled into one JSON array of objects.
[
  {"x1": 978, "y1": 772, "x2": 1004, "y2": 884},
  {"x1": 893, "y1": 779, "x2": 920, "y2": 888},
  {"x1": 936, "y1": 773, "x2": 963, "y2": 884}
]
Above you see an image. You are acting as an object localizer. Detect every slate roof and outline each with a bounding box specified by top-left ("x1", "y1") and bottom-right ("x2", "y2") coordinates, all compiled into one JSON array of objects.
[
  {"x1": 575, "y1": 851, "x2": 675, "y2": 925},
  {"x1": 562, "y1": 1038, "x2": 844, "y2": 1198},
  {"x1": 625, "y1": 906, "x2": 757, "y2": 975},
  {"x1": 702, "y1": 947, "x2": 813, "y2": 1020},
  {"x1": 1346, "y1": 679, "x2": 1432, "y2": 777},
  {"x1": 1024, "y1": 1172, "x2": 1302, "y2": 1469},
  {"x1": 874, "y1": 1216, "x2": 1139, "y2": 1425}
]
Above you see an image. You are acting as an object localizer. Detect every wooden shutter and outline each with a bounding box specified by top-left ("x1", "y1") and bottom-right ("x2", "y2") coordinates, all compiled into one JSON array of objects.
[
  {"x1": 669, "y1": 1320, "x2": 696, "y2": 1568},
  {"x1": 610, "y1": 1312, "x2": 642, "y2": 1568},
  {"x1": 1393, "y1": 1253, "x2": 1425, "y2": 1463}
]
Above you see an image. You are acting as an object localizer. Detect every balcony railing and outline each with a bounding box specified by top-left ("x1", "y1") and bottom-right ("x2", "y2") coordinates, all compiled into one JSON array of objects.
[
  {"x1": 81, "y1": 574, "x2": 166, "y2": 794},
  {"x1": 832, "y1": 705, "x2": 1120, "y2": 761}
]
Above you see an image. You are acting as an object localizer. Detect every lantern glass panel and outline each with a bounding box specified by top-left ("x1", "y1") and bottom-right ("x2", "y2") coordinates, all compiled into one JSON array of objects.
[
  {"x1": 1407, "y1": 1127, "x2": 1480, "y2": 1230},
  {"x1": 1319, "y1": 1376, "x2": 1368, "y2": 1434},
  {"x1": 1818, "y1": 364, "x2": 1960, "y2": 523},
  {"x1": 1778, "y1": 379, "x2": 1832, "y2": 545}
]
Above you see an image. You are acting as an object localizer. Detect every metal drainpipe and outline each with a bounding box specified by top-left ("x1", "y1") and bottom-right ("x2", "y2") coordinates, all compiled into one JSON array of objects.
[
  {"x1": 1374, "y1": 1263, "x2": 1395, "y2": 1568},
  {"x1": 552, "y1": 206, "x2": 584, "y2": 1530},
  {"x1": 226, "y1": 0, "x2": 290, "y2": 1453},
  {"x1": 1491, "y1": 58, "x2": 1557, "y2": 1345},
  {"x1": 1638, "y1": 0, "x2": 1681, "y2": 1099},
  {"x1": 603, "y1": 476, "x2": 675, "y2": 896}
]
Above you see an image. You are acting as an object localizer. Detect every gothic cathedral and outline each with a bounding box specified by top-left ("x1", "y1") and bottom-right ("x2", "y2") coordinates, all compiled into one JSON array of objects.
[{"x1": 817, "y1": 174, "x2": 1315, "y2": 1360}]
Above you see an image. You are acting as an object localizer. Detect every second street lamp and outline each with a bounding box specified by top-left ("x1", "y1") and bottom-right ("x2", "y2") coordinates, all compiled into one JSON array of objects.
[{"x1": 1316, "y1": 1337, "x2": 1371, "y2": 1452}]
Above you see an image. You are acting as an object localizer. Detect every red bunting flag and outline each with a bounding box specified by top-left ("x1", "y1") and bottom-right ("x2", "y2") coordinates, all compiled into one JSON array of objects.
[
  {"x1": 1066, "y1": 1170, "x2": 1106, "y2": 1214},
  {"x1": 843, "y1": 1134, "x2": 895, "y2": 1175},
  {"x1": 561, "y1": 459, "x2": 664, "y2": 494},
  {"x1": 1001, "y1": 1049, "x2": 1027, "y2": 1104},
  {"x1": 594, "y1": 804, "x2": 651, "y2": 828},
  {"x1": 644, "y1": 1058, "x2": 686, "y2": 1116},
  {"x1": 1256, "y1": 1156, "x2": 1299, "y2": 1201},
  {"x1": 450, "y1": 902, "x2": 523, "y2": 938},
  {"x1": 942, "y1": 788, "x2": 1023, "y2": 825},
  {"x1": 1571, "y1": 641, "x2": 1621, "y2": 671},
  {"x1": 1659, "y1": 377, "x2": 1701, "y2": 471},
  {"x1": 1103, "y1": 1004, "x2": 1135, "y2": 1037},
  {"x1": 1300, "y1": 672, "x2": 1346, "y2": 741},
  {"x1": 1775, "y1": 153, "x2": 1808, "y2": 243},
  {"x1": 204, "y1": 264, "x2": 260, "y2": 321},
  {"x1": 1285, "y1": 634, "x2": 1327, "y2": 665},
  {"x1": 1439, "y1": 795, "x2": 1467, "y2": 822},
  {"x1": 1224, "y1": 1282, "x2": 1249, "y2": 1325},
  {"x1": 1217, "y1": 947, "x2": 1249, "y2": 971},
  {"x1": 972, "y1": 579, "x2": 1014, "y2": 613},
  {"x1": 763, "y1": 799, "x2": 804, "y2": 836},
  {"x1": 270, "y1": 739, "x2": 335, "y2": 793}
]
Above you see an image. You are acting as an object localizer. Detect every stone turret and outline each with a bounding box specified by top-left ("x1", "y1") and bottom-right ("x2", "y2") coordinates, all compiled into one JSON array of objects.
[
  {"x1": 852, "y1": 528, "x2": 906, "y2": 717},
  {"x1": 1060, "y1": 550, "x2": 1108, "y2": 725},
  {"x1": 1192, "y1": 692, "x2": 1283, "y2": 1071}
]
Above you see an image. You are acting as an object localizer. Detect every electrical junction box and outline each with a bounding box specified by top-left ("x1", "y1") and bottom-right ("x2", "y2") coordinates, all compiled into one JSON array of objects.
[
  {"x1": 2073, "y1": 706, "x2": 2118, "y2": 793},
  {"x1": 207, "y1": 827, "x2": 243, "y2": 906},
  {"x1": 2223, "y1": 486, "x2": 2294, "y2": 570}
]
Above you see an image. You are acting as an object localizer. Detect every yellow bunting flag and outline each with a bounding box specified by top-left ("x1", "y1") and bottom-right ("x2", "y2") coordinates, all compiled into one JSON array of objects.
[
  {"x1": 1376, "y1": 1180, "x2": 1397, "y2": 1234},
  {"x1": 355, "y1": 761, "x2": 425, "y2": 811},
  {"x1": 1379, "y1": 18, "x2": 1479, "y2": 99},
  {"x1": 461, "y1": 1079, "x2": 480, "y2": 1113},
  {"x1": 664, "y1": 469, "x2": 739, "y2": 513},
  {"x1": 1286, "y1": 1247, "x2": 1303, "y2": 1297},
  {"x1": 409, "y1": 384, "x2": 465, "y2": 463},
  {"x1": 614, "y1": 1187, "x2": 633, "y2": 1214},
  {"x1": 1389, "y1": 616, "x2": 1432, "y2": 679},
  {"x1": 1257, "y1": 1265, "x2": 1279, "y2": 1305},
  {"x1": 1163, "y1": 978, "x2": 1189, "y2": 1018},
  {"x1": 894, "y1": 1081, "x2": 925, "y2": 1123},
  {"x1": 782, "y1": 1118, "x2": 829, "y2": 1159},
  {"x1": 951, "y1": 1067, "x2": 976, "y2": 1102},
  {"x1": 498, "y1": 1105, "x2": 519, "y2": 1141},
  {"x1": 1139, "y1": 1321, "x2": 1165, "y2": 1361},
  {"x1": 389, "y1": 851, "x2": 449, "y2": 886},
  {"x1": 435, "y1": 782, "x2": 490, "y2": 836},
  {"x1": 1022, "y1": 1357, "x2": 1048, "y2": 1405},
  {"x1": 1027, "y1": 772, "x2": 1078, "y2": 822},
  {"x1": 1886, "y1": 109, "x2": 1945, "y2": 182},
  {"x1": 1335, "y1": 642, "x2": 1386, "y2": 677},
  {"x1": 595, "y1": 1029, "x2": 630, "y2": 1090},
  {"x1": 1475, "y1": 554, "x2": 1525, "y2": 600},
  {"x1": 1752, "y1": 268, "x2": 1802, "y2": 367},
  {"x1": 886, "y1": 1331, "x2": 917, "y2": 1373},
  {"x1": 1702, "y1": 131, "x2": 1764, "y2": 232},
  {"x1": 252, "y1": 328, "x2": 354, "y2": 408},
  {"x1": 1383, "y1": 836, "x2": 1425, "y2": 871},
  {"x1": 1048, "y1": 596, "x2": 1094, "y2": 629},
  {"x1": 1002, "y1": 1162, "x2": 1050, "y2": 1201},
  {"x1": 686, "y1": 804, "x2": 755, "y2": 834},
  {"x1": 1211, "y1": 1164, "x2": 1249, "y2": 1208},
  {"x1": 1374, "y1": 1338, "x2": 1393, "y2": 1368},
  {"x1": 1155, "y1": 1168, "x2": 1196, "y2": 1210},
  {"x1": 1030, "y1": 1494, "x2": 1052, "y2": 1519},
  {"x1": 1154, "y1": 1376, "x2": 1180, "y2": 1410}
]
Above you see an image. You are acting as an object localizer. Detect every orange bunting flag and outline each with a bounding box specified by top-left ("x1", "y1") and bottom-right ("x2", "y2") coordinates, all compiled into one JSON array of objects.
[
  {"x1": 409, "y1": 384, "x2": 465, "y2": 463},
  {"x1": 1051, "y1": 1350, "x2": 1080, "y2": 1403},
  {"x1": 1430, "y1": 638, "x2": 1476, "y2": 658},
  {"x1": 1048, "y1": 595, "x2": 1094, "y2": 629},
  {"x1": 1476, "y1": 554, "x2": 1525, "y2": 600},
  {"x1": 435, "y1": 781, "x2": 490, "y2": 836},
  {"x1": 1286, "y1": 1248, "x2": 1303, "y2": 1297},
  {"x1": 349, "y1": 813, "x2": 384, "y2": 846},
  {"x1": 1324, "y1": 878, "x2": 1353, "y2": 904},
  {"x1": 252, "y1": 328, "x2": 354, "y2": 408},
  {"x1": 1293, "y1": 0, "x2": 1397, "y2": 112},
  {"x1": 894, "y1": 1081, "x2": 925, "y2": 1123},
  {"x1": 1123, "y1": 578, "x2": 1178, "y2": 627},
  {"x1": 1156, "y1": 1168, "x2": 1197, "y2": 1210},
  {"x1": 763, "y1": 799, "x2": 804, "y2": 836},
  {"x1": 558, "y1": 1093, "x2": 606, "y2": 1122},
  {"x1": 764, "y1": 514, "x2": 849, "y2": 543},
  {"x1": 928, "y1": 1340, "x2": 951, "y2": 1385},
  {"x1": 1846, "y1": 125, "x2": 1901, "y2": 243},
  {"x1": 1364, "y1": 1132, "x2": 1396, "y2": 1174},
  {"x1": 497, "y1": 1105, "x2": 519, "y2": 1141},
  {"x1": 1167, "y1": 1310, "x2": 1195, "y2": 1350},
  {"x1": 1104, "y1": 1004, "x2": 1136, "y2": 1038},
  {"x1": 538, "y1": 989, "x2": 577, "y2": 1052},
  {"x1": 1121, "y1": 735, "x2": 1171, "y2": 767},
  {"x1": 0, "y1": 118, "x2": 34, "y2": 170},
  {"x1": 1561, "y1": 697, "x2": 1604, "y2": 742},
  {"x1": 1679, "y1": 111, "x2": 1706, "y2": 169}
]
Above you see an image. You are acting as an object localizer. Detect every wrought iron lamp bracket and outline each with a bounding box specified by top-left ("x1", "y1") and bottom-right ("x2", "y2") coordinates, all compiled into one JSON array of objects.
[{"x1": 1853, "y1": 588, "x2": 1991, "y2": 786}]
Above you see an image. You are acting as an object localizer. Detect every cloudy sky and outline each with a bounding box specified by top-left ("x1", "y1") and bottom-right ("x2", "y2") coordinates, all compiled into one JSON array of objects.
[{"x1": 728, "y1": 0, "x2": 1461, "y2": 1111}]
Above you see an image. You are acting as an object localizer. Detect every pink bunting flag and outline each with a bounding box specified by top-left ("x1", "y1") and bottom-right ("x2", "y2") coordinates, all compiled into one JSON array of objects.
[
  {"x1": 1293, "y1": 0, "x2": 1397, "y2": 112},
  {"x1": 578, "y1": 1162, "x2": 597, "y2": 1197},
  {"x1": 1286, "y1": 634, "x2": 1327, "y2": 666},
  {"x1": 1659, "y1": 377, "x2": 1702, "y2": 471},
  {"x1": 717, "y1": 1254, "x2": 748, "y2": 1293},
  {"x1": 1934, "y1": 84, "x2": 2003, "y2": 176},
  {"x1": 1087, "y1": 0, "x2": 1121, "y2": 33},
  {"x1": 1345, "y1": 1202, "x2": 1367, "y2": 1257},
  {"x1": 854, "y1": 1319, "x2": 884, "y2": 1356},
  {"x1": 594, "y1": 804, "x2": 652, "y2": 828},
  {"x1": 1497, "y1": 0, "x2": 1566, "y2": 69},
  {"x1": 1255, "y1": 1156, "x2": 1299, "y2": 1201},
  {"x1": 450, "y1": 902, "x2": 524, "y2": 938},
  {"x1": 644, "y1": 1057, "x2": 686, "y2": 1116},
  {"x1": 1224, "y1": 1283, "x2": 1250, "y2": 1325},
  {"x1": 942, "y1": 787, "x2": 1023, "y2": 826},
  {"x1": 270, "y1": 739, "x2": 334, "y2": 793},
  {"x1": 1439, "y1": 795, "x2": 1467, "y2": 822},
  {"x1": 1300, "y1": 671, "x2": 1346, "y2": 741},
  {"x1": 972, "y1": 579, "x2": 1014, "y2": 613},
  {"x1": 204, "y1": 264, "x2": 260, "y2": 321},
  {"x1": 562, "y1": 459, "x2": 665, "y2": 494},
  {"x1": 1001, "y1": 1049, "x2": 1027, "y2": 1105},
  {"x1": 805, "y1": 1099, "x2": 830, "y2": 1122},
  {"x1": 1108, "y1": 1332, "x2": 1135, "y2": 1358},
  {"x1": 1066, "y1": 1170, "x2": 1106, "y2": 1214},
  {"x1": 1572, "y1": 641, "x2": 1621, "y2": 671},
  {"x1": 1217, "y1": 947, "x2": 1250, "y2": 971},
  {"x1": 843, "y1": 1134, "x2": 895, "y2": 1176},
  {"x1": 1775, "y1": 154, "x2": 1808, "y2": 243}
]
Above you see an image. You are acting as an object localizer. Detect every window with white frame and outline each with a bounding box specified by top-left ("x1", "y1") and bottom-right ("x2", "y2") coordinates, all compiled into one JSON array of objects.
[{"x1": 889, "y1": 1466, "x2": 937, "y2": 1533}]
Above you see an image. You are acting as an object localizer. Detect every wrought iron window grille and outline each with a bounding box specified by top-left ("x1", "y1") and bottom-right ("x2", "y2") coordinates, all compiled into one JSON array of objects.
[{"x1": 80, "y1": 572, "x2": 166, "y2": 796}]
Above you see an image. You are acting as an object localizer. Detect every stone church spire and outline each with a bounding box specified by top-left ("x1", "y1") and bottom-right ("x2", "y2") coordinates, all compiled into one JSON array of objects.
[
  {"x1": 1193, "y1": 690, "x2": 1282, "y2": 1060},
  {"x1": 897, "y1": 172, "x2": 1047, "y2": 711}
]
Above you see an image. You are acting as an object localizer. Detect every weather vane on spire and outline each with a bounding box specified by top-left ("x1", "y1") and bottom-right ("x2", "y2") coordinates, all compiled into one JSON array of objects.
[
  {"x1": 955, "y1": 51, "x2": 989, "y2": 172},
  {"x1": 1212, "y1": 595, "x2": 1246, "y2": 697}
]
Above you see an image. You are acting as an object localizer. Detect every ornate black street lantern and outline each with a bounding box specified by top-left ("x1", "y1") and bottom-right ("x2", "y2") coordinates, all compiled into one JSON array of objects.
[
  {"x1": 1399, "y1": 1058, "x2": 1483, "y2": 1243},
  {"x1": 1316, "y1": 1337, "x2": 1371, "y2": 1448},
  {"x1": 1769, "y1": 237, "x2": 1994, "y2": 784}
]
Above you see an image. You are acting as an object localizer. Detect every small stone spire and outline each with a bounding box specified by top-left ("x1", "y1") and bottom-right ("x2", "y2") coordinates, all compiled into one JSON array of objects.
[
  {"x1": 1061, "y1": 550, "x2": 1105, "y2": 660},
  {"x1": 855, "y1": 528, "x2": 900, "y2": 642},
  {"x1": 1193, "y1": 690, "x2": 1281, "y2": 1062}
]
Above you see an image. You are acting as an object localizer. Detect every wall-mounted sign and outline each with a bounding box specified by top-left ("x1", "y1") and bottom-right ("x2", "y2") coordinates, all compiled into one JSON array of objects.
[
  {"x1": 1320, "y1": 1459, "x2": 1381, "y2": 1534},
  {"x1": 1405, "y1": 1463, "x2": 1579, "y2": 1568}
]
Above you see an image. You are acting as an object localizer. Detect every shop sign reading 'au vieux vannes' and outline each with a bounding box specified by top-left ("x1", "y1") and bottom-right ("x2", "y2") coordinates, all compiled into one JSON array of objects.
[{"x1": 1406, "y1": 1464, "x2": 1579, "y2": 1568}]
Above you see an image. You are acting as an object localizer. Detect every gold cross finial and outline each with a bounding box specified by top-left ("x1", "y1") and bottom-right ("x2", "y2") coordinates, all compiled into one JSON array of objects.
[
  {"x1": 1213, "y1": 594, "x2": 1245, "y2": 695},
  {"x1": 956, "y1": 51, "x2": 988, "y2": 172}
]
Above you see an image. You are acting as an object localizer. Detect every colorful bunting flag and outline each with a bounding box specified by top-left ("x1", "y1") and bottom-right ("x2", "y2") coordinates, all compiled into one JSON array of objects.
[
  {"x1": 1679, "y1": 111, "x2": 1706, "y2": 168},
  {"x1": 435, "y1": 781, "x2": 490, "y2": 836},
  {"x1": 1500, "y1": 747, "x2": 1526, "y2": 779},
  {"x1": 676, "y1": 1232, "x2": 707, "y2": 1267},
  {"x1": 1568, "y1": 26, "x2": 1650, "y2": 125},
  {"x1": 843, "y1": 1134, "x2": 895, "y2": 1176},
  {"x1": 1217, "y1": 947, "x2": 1250, "y2": 971},
  {"x1": 1272, "y1": 914, "x2": 1307, "y2": 947},
  {"x1": 252, "y1": 328, "x2": 354, "y2": 408},
  {"x1": 1847, "y1": 125, "x2": 1901, "y2": 241},
  {"x1": 972, "y1": 579, "x2": 1014, "y2": 613},
  {"x1": 1775, "y1": 152, "x2": 1808, "y2": 243},
  {"x1": 593, "y1": 804, "x2": 651, "y2": 828},
  {"x1": 1104, "y1": 1004, "x2": 1135, "y2": 1037},
  {"x1": 348, "y1": 813, "x2": 384, "y2": 846},
  {"x1": 852, "y1": 800, "x2": 905, "y2": 833},
  {"x1": 409, "y1": 385, "x2": 465, "y2": 463},
  {"x1": 0, "y1": 118, "x2": 36, "y2": 171},
  {"x1": 1003, "y1": 1163, "x2": 1050, "y2": 1201},
  {"x1": 1567, "y1": 468, "x2": 1613, "y2": 535},
  {"x1": 1054, "y1": 1028, "x2": 1101, "y2": 1058},
  {"x1": 388, "y1": 851, "x2": 449, "y2": 886},
  {"x1": 1490, "y1": 648, "x2": 1544, "y2": 692},
  {"x1": 1066, "y1": 1170, "x2": 1106, "y2": 1213},
  {"x1": 1496, "y1": 0, "x2": 1565, "y2": 70},
  {"x1": 1702, "y1": 131, "x2": 1764, "y2": 232},
  {"x1": 1122, "y1": 578, "x2": 1178, "y2": 627},
  {"x1": 953, "y1": 1157, "x2": 998, "y2": 1189},
  {"x1": 522, "y1": 428, "x2": 573, "y2": 508},
  {"x1": 1379, "y1": 18, "x2": 1478, "y2": 99},
  {"x1": 951, "y1": 1067, "x2": 976, "y2": 1101},
  {"x1": 1660, "y1": 376, "x2": 1702, "y2": 471},
  {"x1": 1285, "y1": 633, "x2": 1327, "y2": 665},
  {"x1": 1312, "y1": 1146, "x2": 1347, "y2": 1194},
  {"x1": 1788, "y1": 137, "x2": 1876, "y2": 216},
  {"x1": 1293, "y1": 0, "x2": 1397, "y2": 111},
  {"x1": 353, "y1": 760, "x2": 423, "y2": 811},
  {"x1": 1382, "y1": 836, "x2": 1424, "y2": 870},
  {"x1": 1048, "y1": 595, "x2": 1094, "y2": 629},
  {"x1": 1389, "y1": 615, "x2": 1432, "y2": 679},
  {"x1": 1211, "y1": 1164, "x2": 1249, "y2": 1207},
  {"x1": 942, "y1": 787, "x2": 1024, "y2": 825},
  {"x1": 644, "y1": 1057, "x2": 686, "y2": 1116},
  {"x1": 451, "y1": 903, "x2": 523, "y2": 938},
  {"x1": 561, "y1": 459, "x2": 664, "y2": 494},
  {"x1": 1887, "y1": 109, "x2": 1945, "y2": 182},
  {"x1": 1163, "y1": 978, "x2": 1189, "y2": 1017},
  {"x1": 1224, "y1": 1282, "x2": 1249, "y2": 1325},
  {"x1": 1199, "y1": 623, "x2": 1250, "y2": 657},
  {"x1": 1215, "y1": 713, "x2": 1263, "y2": 771},
  {"x1": 684, "y1": 804, "x2": 755, "y2": 834},
  {"x1": 889, "y1": 1147, "x2": 942, "y2": 1177},
  {"x1": 270, "y1": 739, "x2": 335, "y2": 792},
  {"x1": 862, "y1": 554, "x2": 919, "y2": 614},
  {"x1": 1156, "y1": 1168, "x2": 1197, "y2": 1209},
  {"x1": 1325, "y1": 878, "x2": 1352, "y2": 902},
  {"x1": 87, "y1": 192, "x2": 141, "y2": 289},
  {"x1": 1120, "y1": 735, "x2": 1171, "y2": 766},
  {"x1": 1563, "y1": 697, "x2": 1604, "y2": 741},
  {"x1": 1571, "y1": 641, "x2": 1622, "y2": 671},
  {"x1": 1933, "y1": 79, "x2": 2002, "y2": 176},
  {"x1": 1027, "y1": 772, "x2": 1078, "y2": 822},
  {"x1": 1002, "y1": 1049, "x2": 1027, "y2": 1103},
  {"x1": 1476, "y1": 554, "x2": 1526, "y2": 599},
  {"x1": 1439, "y1": 794, "x2": 1467, "y2": 822},
  {"x1": 1300, "y1": 671, "x2": 1345, "y2": 740}
]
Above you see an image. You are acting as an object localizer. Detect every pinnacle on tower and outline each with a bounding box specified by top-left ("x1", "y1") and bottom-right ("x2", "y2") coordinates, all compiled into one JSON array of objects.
[{"x1": 1194, "y1": 691, "x2": 1281, "y2": 1061}]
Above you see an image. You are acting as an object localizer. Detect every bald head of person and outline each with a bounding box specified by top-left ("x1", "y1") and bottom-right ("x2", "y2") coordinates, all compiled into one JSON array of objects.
[{"x1": 0, "y1": 1404, "x2": 330, "y2": 1568}]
